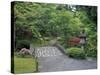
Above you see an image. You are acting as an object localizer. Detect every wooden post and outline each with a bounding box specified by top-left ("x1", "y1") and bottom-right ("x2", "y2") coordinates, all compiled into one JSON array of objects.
[
  {"x1": 35, "y1": 57, "x2": 38, "y2": 72},
  {"x1": 34, "y1": 48, "x2": 38, "y2": 72}
]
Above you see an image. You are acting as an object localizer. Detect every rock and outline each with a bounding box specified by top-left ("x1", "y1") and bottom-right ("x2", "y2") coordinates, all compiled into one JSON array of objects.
[
  {"x1": 19, "y1": 48, "x2": 31, "y2": 55},
  {"x1": 86, "y1": 57, "x2": 94, "y2": 61}
]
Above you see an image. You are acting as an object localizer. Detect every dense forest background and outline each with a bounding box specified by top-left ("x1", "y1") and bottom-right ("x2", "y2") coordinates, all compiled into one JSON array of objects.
[{"x1": 13, "y1": 2, "x2": 97, "y2": 58}]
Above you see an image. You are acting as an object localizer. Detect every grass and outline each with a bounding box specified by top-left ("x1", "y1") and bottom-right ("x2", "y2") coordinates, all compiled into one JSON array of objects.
[{"x1": 14, "y1": 56, "x2": 37, "y2": 74}]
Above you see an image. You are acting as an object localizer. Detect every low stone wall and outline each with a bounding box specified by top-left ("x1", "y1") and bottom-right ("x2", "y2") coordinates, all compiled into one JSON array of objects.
[{"x1": 53, "y1": 43, "x2": 67, "y2": 55}]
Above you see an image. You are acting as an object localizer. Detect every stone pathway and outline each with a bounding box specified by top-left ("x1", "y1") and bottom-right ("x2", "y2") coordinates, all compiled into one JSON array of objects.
[
  {"x1": 34, "y1": 46, "x2": 97, "y2": 72},
  {"x1": 35, "y1": 46, "x2": 63, "y2": 57}
]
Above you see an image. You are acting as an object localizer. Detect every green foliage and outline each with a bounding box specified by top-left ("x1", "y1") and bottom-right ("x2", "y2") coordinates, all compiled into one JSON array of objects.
[
  {"x1": 16, "y1": 40, "x2": 30, "y2": 51},
  {"x1": 67, "y1": 47, "x2": 85, "y2": 59},
  {"x1": 15, "y1": 52, "x2": 31, "y2": 58},
  {"x1": 13, "y1": 2, "x2": 97, "y2": 58},
  {"x1": 85, "y1": 40, "x2": 97, "y2": 58}
]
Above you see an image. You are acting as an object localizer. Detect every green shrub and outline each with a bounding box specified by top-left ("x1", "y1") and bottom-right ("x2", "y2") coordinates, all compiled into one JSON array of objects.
[
  {"x1": 85, "y1": 46, "x2": 97, "y2": 58},
  {"x1": 16, "y1": 40, "x2": 30, "y2": 51},
  {"x1": 67, "y1": 47, "x2": 85, "y2": 59},
  {"x1": 15, "y1": 52, "x2": 31, "y2": 58},
  {"x1": 85, "y1": 41, "x2": 97, "y2": 58}
]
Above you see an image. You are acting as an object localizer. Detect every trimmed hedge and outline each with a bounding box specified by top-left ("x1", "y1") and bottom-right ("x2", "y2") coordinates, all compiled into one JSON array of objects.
[{"x1": 67, "y1": 47, "x2": 85, "y2": 59}]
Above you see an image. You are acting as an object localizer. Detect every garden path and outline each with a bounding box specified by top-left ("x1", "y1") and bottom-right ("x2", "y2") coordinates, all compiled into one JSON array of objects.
[{"x1": 34, "y1": 46, "x2": 97, "y2": 72}]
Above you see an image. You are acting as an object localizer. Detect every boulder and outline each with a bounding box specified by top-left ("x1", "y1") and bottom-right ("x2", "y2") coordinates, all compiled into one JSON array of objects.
[{"x1": 19, "y1": 48, "x2": 31, "y2": 55}]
